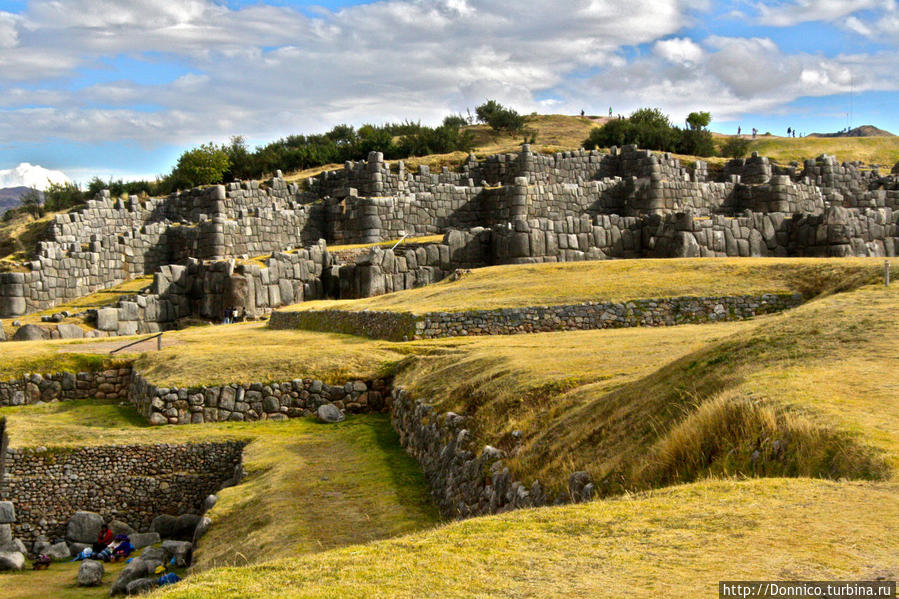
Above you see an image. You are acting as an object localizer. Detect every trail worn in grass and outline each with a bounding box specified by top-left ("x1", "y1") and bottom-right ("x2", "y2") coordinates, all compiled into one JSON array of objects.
[{"x1": 282, "y1": 257, "x2": 884, "y2": 314}]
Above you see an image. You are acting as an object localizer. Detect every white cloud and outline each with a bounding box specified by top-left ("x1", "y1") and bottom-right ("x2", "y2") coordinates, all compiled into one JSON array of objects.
[
  {"x1": 0, "y1": 11, "x2": 20, "y2": 48},
  {"x1": 653, "y1": 37, "x2": 704, "y2": 64},
  {"x1": 0, "y1": 162, "x2": 69, "y2": 189},
  {"x1": 754, "y1": 0, "x2": 886, "y2": 26}
]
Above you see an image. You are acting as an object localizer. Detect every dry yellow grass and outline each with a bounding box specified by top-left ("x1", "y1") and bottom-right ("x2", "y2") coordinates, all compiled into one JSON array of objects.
[
  {"x1": 159, "y1": 478, "x2": 899, "y2": 599},
  {"x1": 747, "y1": 134, "x2": 899, "y2": 166},
  {"x1": 282, "y1": 257, "x2": 884, "y2": 315},
  {"x1": 132, "y1": 322, "x2": 405, "y2": 387},
  {"x1": 396, "y1": 284, "x2": 899, "y2": 493}
]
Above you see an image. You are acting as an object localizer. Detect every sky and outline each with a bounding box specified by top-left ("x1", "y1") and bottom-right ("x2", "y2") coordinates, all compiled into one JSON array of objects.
[{"x1": 0, "y1": 0, "x2": 898, "y2": 187}]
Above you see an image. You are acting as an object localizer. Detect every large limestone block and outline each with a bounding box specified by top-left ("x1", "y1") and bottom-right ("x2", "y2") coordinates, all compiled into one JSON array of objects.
[
  {"x1": 97, "y1": 307, "x2": 118, "y2": 331},
  {"x1": 56, "y1": 323, "x2": 84, "y2": 339},
  {"x1": 66, "y1": 511, "x2": 104, "y2": 543},
  {"x1": 0, "y1": 551, "x2": 24, "y2": 571},
  {"x1": 12, "y1": 324, "x2": 49, "y2": 341}
]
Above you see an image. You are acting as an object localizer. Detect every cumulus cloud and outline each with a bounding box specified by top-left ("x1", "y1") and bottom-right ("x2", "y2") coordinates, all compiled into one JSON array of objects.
[
  {"x1": 0, "y1": 162, "x2": 69, "y2": 189},
  {"x1": 653, "y1": 37, "x2": 704, "y2": 65}
]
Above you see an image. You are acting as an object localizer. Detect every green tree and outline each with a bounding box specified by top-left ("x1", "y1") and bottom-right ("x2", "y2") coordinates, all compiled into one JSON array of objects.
[
  {"x1": 171, "y1": 143, "x2": 231, "y2": 188},
  {"x1": 475, "y1": 100, "x2": 525, "y2": 135},
  {"x1": 686, "y1": 111, "x2": 712, "y2": 131},
  {"x1": 20, "y1": 188, "x2": 43, "y2": 218}
]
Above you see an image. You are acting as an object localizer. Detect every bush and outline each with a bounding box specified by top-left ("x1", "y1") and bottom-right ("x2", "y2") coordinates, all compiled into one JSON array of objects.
[
  {"x1": 171, "y1": 143, "x2": 231, "y2": 189},
  {"x1": 584, "y1": 107, "x2": 716, "y2": 157},
  {"x1": 475, "y1": 100, "x2": 526, "y2": 135},
  {"x1": 720, "y1": 137, "x2": 752, "y2": 160},
  {"x1": 43, "y1": 182, "x2": 86, "y2": 212}
]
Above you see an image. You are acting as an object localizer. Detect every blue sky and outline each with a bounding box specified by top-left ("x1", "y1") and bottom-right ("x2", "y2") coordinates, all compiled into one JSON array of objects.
[{"x1": 0, "y1": 0, "x2": 898, "y2": 186}]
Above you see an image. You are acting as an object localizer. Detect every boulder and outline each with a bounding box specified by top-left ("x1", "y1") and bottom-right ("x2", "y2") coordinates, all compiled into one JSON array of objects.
[
  {"x1": 0, "y1": 524, "x2": 10, "y2": 545},
  {"x1": 139, "y1": 546, "x2": 165, "y2": 564},
  {"x1": 175, "y1": 513, "x2": 202, "y2": 539},
  {"x1": 568, "y1": 471, "x2": 594, "y2": 503},
  {"x1": 12, "y1": 324, "x2": 49, "y2": 341},
  {"x1": 110, "y1": 558, "x2": 152, "y2": 595},
  {"x1": 0, "y1": 502, "x2": 14, "y2": 524},
  {"x1": 892, "y1": 161, "x2": 899, "y2": 174},
  {"x1": 69, "y1": 542, "x2": 90, "y2": 557},
  {"x1": 66, "y1": 511, "x2": 104, "y2": 543},
  {"x1": 56, "y1": 323, "x2": 84, "y2": 339},
  {"x1": 203, "y1": 494, "x2": 218, "y2": 512},
  {"x1": 193, "y1": 517, "x2": 211, "y2": 543},
  {"x1": 162, "y1": 540, "x2": 193, "y2": 567},
  {"x1": 0, "y1": 537, "x2": 25, "y2": 554},
  {"x1": 150, "y1": 514, "x2": 178, "y2": 538},
  {"x1": 32, "y1": 539, "x2": 51, "y2": 556},
  {"x1": 316, "y1": 403, "x2": 345, "y2": 423},
  {"x1": 108, "y1": 519, "x2": 136, "y2": 536},
  {"x1": 130, "y1": 532, "x2": 161, "y2": 550},
  {"x1": 0, "y1": 321, "x2": 6, "y2": 341},
  {"x1": 0, "y1": 551, "x2": 24, "y2": 571},
  {"x1": 47, "y1": 540, "x2": 71, "y2": 560},
  {"x1": 125, "y1": 577, "x2": 158, "y2": 595},
  {"x1": 77, "y1": 559, "x2": 104, "y2": 586}
]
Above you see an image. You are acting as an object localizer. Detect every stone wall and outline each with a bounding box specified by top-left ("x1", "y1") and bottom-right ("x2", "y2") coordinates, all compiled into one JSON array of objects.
[
  {"x1": 270, "y1": 294, "x2": 804, "y2": 341},
  {"x1": 2, "y1": 442, "x2": 244, "y2": 546},
  {"x1": 0, "y1": 369, "x2": 131, "y2": 407},
  {"x1": 391, "y1": 388, "x2": 551, "y2": 518},
  {"x1": 127, "y1": 371, "x2": 391, "y2": 425}
]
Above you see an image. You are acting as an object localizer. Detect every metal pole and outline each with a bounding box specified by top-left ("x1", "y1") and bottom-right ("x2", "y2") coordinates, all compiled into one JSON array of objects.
[
  {"x1": 157, "y1": 333, "x2": 162, "y2": 351},
  {"x1": 886, "y1": 260, "x2": 891, "y2": 287}
]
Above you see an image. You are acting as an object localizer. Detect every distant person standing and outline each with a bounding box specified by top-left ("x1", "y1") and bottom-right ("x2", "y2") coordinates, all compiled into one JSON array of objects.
[
  {"x1": 737, "y1": 126, "x2": 741, "y2": 136},
  {"x1": 752, "y1": 128, "x2": 757, "y2": 139},
  {"x1": 609, "y1": 107, "x2": 613, "y2": 118},
  {"x1": 787, "y1": 127, "x2": 791, "y2": 136},
  {"x1": 580, "y1": 109, "x2": 585, "y2": 117}
]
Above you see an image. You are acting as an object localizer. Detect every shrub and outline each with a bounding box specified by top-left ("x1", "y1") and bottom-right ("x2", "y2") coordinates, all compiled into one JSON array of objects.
[
  {"x1": 43, "y1": 181, "x2": 86, "y2": 212},
  {"x1": 720, "y1": 137, "x2": 753, "y2": 159}
]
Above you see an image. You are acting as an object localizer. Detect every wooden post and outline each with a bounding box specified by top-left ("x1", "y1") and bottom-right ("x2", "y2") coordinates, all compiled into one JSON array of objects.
[
  {"x1": 886, "y1": 260, "x2": 891, "y2": 287},
  {"x1": 157, "y1": 333, "x2": 163, "y2": 352}
]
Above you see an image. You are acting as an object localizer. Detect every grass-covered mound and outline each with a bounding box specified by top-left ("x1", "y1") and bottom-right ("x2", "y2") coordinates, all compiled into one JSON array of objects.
[
  {"x1": 158, "y1": 478, "x2": 899, "y2": 599},
  {"x1": 396, "y1": 284, "x2": 899, "y2": 494},
  {"x1": 281, "y1": 257, "x2": 883, "y2": 315}
]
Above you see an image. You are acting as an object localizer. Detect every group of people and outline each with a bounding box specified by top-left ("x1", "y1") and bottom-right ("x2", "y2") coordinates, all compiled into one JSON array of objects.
[
  {"x1": 736, "y1": 126, "x2": 804, "y2": 139},
  {"x1": 72, "y1": 524, "x2": 135, "y2": 562}
]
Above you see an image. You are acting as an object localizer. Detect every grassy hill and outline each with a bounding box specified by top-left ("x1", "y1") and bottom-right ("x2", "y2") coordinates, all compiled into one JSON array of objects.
[{"x1": 282, "y1": 257, "x2": 884, "y2": 315}]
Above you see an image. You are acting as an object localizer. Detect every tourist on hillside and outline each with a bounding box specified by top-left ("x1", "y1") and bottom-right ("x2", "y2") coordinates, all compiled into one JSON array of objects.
[
  {"x1": 737, "y1": 126, "x2": 741, "y2": 136},
  {"x1": 92, "y1": 524, "x2": 114, "y2": 554}
]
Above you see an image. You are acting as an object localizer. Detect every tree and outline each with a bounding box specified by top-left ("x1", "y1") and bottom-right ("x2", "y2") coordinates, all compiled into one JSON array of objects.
[
  {"x1": 719, "y1": 136, "x2": 752, "y2": 160},
  {"x1": 475, "y1": 100, "x2": 525, "y2": 135},
  {"x1": 442, "y1": 114, "x2": 468, "y2": 129},
  {"x1": 171, "y1": 143, "x2": 231, "y2": 188},
  {"x1": 686, "y1": 111, "x2": 712, "y2": 131},
  {"x1": 20, "y1": 188, "x2": 43, "y2": 218}
]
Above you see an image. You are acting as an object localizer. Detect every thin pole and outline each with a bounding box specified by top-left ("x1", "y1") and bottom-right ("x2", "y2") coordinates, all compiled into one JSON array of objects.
[{"x1": 886, "y1": 260, "x2": 891, "y2": 287}]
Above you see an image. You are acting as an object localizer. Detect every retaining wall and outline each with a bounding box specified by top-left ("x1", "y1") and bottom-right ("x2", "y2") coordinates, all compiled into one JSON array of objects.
[
  {"x1": 128, "y1": 371, "x2": 391, "y2": 425},
  {"x1": 0, "y1": 369, "x2": 131, "y2": 406},
  {"x1": 270, "y1": 293, "x2": 804, "y2": 341},
  {"x1": 2, "y1": 442, "x2": 244, "y2": 546}
]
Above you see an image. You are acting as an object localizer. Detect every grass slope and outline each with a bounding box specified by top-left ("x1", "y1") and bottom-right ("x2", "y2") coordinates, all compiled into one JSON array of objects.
[
  {"x1": 396, "y1": 284, "x2": 899, "y2": 494},
  {"x1": 159, "y1": 478, "x2": 899, "y2": 599},
  {"x1": 281, "y1": 257, "x2": 884, "y2": 314}
]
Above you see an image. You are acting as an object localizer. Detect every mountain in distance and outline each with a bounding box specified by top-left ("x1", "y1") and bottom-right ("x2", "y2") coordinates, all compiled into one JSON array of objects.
[
  {"x1": 809, "y1": 125, "x2": 895, "y2": 137},
  {"x1": 0, "y1": 186, "x2": 38, "y2": 215}
]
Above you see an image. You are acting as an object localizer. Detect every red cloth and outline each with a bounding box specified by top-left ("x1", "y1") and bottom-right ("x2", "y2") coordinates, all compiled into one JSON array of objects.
[{"x1": 97, "y1": 528, "x2": 113, "y2": 546}]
